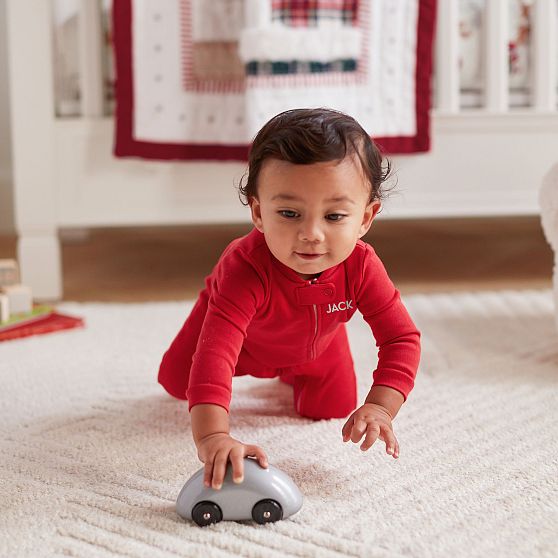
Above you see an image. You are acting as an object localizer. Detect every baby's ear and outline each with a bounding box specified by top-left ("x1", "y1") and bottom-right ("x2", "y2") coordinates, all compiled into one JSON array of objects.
[
  {"x1": 359, "y1": 200, "x2": 381, "y2": 238},
  {"x1": 249, "y1": 197, "x2": 264, "y2": 232}
]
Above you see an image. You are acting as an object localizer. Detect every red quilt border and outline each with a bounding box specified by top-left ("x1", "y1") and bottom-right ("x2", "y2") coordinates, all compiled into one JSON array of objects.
[{"x1": 113, "y1": 0, "x2": 436, "y2": 160}]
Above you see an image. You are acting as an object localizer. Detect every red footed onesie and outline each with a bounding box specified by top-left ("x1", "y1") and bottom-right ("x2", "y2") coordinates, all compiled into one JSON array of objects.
[{"x1": 158, "y1": 228, "x2": 420, "y2": 419}]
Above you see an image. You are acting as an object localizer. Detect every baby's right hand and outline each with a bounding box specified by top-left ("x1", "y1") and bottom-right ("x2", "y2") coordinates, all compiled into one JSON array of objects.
[{"x1": 196, "y1": 433, "x2": 268, "y2": 490}]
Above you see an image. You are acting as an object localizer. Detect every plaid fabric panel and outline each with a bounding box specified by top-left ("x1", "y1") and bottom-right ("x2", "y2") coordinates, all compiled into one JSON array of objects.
[
  {"x1": 192, "y1": 42, "x2": 245, "y2": 80},
  {"x1": 180, "y1": 0, "x2": 246, "y2": 93},
  {"x1": 271, "y1": 0, "x2": 359, "y2": 27},
  {"x1": 246, "y1": 59, "x2": 357, "y2": 75}
]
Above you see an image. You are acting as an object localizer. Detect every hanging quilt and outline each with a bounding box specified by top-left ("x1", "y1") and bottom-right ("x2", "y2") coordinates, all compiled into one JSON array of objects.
[{"x1": 112, "y1": 0, "x2": 436, "y2": 160}]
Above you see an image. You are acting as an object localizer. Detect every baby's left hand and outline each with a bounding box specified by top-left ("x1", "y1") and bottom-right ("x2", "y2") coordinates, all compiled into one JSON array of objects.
[{"x1": 341, "y1": 403, "x2": 399, "y2": 458}]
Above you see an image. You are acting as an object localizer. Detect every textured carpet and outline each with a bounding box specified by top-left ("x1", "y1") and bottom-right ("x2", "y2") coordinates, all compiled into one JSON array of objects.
[{"x1": 1, "y1": 290, "x2": 557, "y2": 558}]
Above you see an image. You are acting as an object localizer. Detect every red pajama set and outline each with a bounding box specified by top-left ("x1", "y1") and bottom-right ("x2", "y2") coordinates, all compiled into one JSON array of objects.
[{"x1": 158, "y1": 228, "x2": 421, "y2": 419}]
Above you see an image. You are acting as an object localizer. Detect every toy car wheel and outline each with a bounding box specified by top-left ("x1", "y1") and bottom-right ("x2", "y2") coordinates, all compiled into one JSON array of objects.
[
  {"x1": 252, "y1": 499, "x2": 283, "y2": 524},
  {"x1": 192, "y1": 501, "x2": 223, "y2": 527}
]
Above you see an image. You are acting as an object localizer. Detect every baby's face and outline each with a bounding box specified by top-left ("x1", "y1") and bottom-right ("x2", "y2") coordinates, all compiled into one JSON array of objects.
[{"x1": 250, "y1": 157, "x2": 381, "y2": 280}]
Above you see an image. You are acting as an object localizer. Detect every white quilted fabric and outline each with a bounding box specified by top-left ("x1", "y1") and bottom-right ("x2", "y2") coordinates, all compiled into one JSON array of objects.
[{"x1": 132, "y1": 0, "x2": 418, "y2": 144}]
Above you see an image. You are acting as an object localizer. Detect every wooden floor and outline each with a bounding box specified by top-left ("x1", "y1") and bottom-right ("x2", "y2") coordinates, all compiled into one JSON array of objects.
[{"x1": 0, "y1": 217, "x2": 553, "y2": 302}]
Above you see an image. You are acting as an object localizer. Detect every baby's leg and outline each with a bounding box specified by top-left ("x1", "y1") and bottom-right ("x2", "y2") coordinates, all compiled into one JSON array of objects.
[
  {"x1": 159, "y1": 291, "x2": 278, "y2": 400},
  {"x1": 158, "y1": 290, "x2": 209, "y2": 400},
  {"x1": 292, "y1": 325, "x2": 357, "y2": 420}
]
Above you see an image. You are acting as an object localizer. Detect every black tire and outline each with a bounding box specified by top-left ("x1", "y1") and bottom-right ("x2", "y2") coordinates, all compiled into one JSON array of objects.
[
  {"x1": 251, "y1": 499, "x2": 283, "y2": 524},
  {"x1": 191, "y1": 501, "x2": 223, "y2": 527}
]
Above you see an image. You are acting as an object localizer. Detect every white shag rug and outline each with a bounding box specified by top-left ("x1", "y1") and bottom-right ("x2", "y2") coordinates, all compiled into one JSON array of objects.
[{"x1": 1, "y1": 290, "x2": 557, "y2": 558}]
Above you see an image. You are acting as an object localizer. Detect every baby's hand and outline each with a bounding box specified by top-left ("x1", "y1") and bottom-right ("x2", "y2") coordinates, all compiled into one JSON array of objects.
[
  {"x1": 196, "y1": 433, "x2": 268, "y2": 490},
  {"x1": 341, "y1": 403, "x2": 399, "y2": 458}
]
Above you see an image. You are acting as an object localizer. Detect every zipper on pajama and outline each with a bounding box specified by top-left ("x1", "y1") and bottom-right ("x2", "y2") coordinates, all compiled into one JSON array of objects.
[
  {"x1": 298, "y1": 277, "x2": 320, "y2": 414},
  {"x1": 309, "y1": 277, "x2": 319, "y2": 360},
  {"x1": 310, "y1": 304, "x2": 318, "y2": 360}
]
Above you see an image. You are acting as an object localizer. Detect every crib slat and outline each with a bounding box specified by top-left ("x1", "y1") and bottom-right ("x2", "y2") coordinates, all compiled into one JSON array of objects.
[
  {"x1": 484, "y1": 0, "x2": 509, "y2": 112},
  {"x1": 533, "y1": 0, "x2": 557, "y2": 111},
  {"x1": 78, "y1": 0, "x2": 104, "y2": 117},
  {"x1": 435, "y1": 0, "x2": 460, "y2": 113}
]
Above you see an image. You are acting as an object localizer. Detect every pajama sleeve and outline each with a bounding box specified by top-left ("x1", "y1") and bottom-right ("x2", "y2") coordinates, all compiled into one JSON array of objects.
[
  {"x1": 186, "y1": 247, "x2": 266, "y2": 412},
  {"x1": 356, "y1": 244, "x2": 421, "y2": 401}
]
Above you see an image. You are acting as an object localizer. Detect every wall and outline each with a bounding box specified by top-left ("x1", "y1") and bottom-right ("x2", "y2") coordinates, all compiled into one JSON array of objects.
[{"x1": 0, "y1": 0, "x2": 14, "y2": 234}]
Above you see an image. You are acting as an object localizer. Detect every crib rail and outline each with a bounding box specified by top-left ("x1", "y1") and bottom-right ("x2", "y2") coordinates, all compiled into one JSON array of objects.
[
  {"x1": 484, "y1": 0, "x2": 509, "y2": 111},
  {"x1": 52, "y1": 0, "x2": 110, "y2": 117},
  {"x1": 435, "y1": 0, "x2": 557, "y2": 113},
  {"x1": 533, "y1": 0, "x2": 558, "y2": 110},
  {"x1": 77, "y1": 0, "x2": 104, "y2": 117},
  {"x1": 436, "y1": 0, "x2": 461, "y2": 113},
  {"x1": 7, "y1": 0, "x2": 558, "y2": 299}
]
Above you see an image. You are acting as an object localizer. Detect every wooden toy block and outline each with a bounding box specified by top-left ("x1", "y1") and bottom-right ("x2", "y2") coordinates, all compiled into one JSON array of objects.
[
  {"x1": 0, "y1": 284, "x2": 33, "y2": 315},
  {"x1": 0, "y1": 294, "x2": 9, "y2": 323},
  {"x1": 0, "y1": 259, "x2": 20, "y2": 287}
]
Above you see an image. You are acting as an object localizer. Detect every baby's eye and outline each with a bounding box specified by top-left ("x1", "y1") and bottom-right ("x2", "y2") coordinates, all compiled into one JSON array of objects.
[
  {"x1": 326, "y1": 214, "x2": 347, "y2": 222},
  {"x1": 278, "y1": 210, "x2": 299, "y2": 219}
]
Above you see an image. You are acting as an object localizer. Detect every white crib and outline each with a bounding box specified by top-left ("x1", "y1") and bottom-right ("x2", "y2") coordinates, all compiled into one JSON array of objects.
[{"x1": 5, "y1": 0, "x2": 558, "y2": 299}]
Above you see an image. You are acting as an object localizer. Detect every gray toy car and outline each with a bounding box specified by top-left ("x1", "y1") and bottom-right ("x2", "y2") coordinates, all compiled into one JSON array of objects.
[{"x1": 176, "y1": 457, "x2": 303, "y2": 526}]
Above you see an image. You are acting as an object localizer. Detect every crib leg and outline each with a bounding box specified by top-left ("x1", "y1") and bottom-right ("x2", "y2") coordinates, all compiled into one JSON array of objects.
[
  {"x1": 7, "y1": 0, "x2": 62, "y2": 300},
  {"x1": 17, "y1": 232, "x2": 62, "y2": 301}
]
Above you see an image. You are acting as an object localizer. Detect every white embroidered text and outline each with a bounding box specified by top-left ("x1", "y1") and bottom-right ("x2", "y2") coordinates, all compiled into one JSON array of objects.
[{"x1": 326, "y1": 300, "x2": 353, "y2": 313}]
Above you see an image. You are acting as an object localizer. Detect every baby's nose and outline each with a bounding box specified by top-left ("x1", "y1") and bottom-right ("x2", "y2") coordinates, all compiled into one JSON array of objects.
[{"x1": 298, "y1": 221, "x2": 325, "y2": 243}]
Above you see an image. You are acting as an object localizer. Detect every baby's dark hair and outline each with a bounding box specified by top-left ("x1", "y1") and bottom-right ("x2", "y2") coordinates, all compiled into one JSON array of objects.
[{"x1": 238, "y1": 107, "x2": 392, "y2": 206}]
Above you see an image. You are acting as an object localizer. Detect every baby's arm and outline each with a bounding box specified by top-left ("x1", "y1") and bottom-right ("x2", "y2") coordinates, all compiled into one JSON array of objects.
[
  {"x1": 345, "y1": 245, "x2": 421, "y2": 458},
  {"x1": 191, "y1": 403, "x2": 268, "y2": 489},
  {"x1": 185, "y1": 248, "x2": 269, "y2": 487}
]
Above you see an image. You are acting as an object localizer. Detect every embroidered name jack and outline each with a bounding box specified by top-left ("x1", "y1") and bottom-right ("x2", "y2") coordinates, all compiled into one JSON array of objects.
[{"x1": 326, "y1": 300, "x2": 353, "y2": 313}]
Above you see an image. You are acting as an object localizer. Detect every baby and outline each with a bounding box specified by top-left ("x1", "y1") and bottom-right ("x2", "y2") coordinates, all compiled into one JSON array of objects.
[{"x1": 159, "y1": 108, "x2": 421, "y2": 490}]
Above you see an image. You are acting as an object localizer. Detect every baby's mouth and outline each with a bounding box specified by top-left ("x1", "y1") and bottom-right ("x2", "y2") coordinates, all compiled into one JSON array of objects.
[{"x1": 295, "y1": 252, "x2": 324, "y2": 260}]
